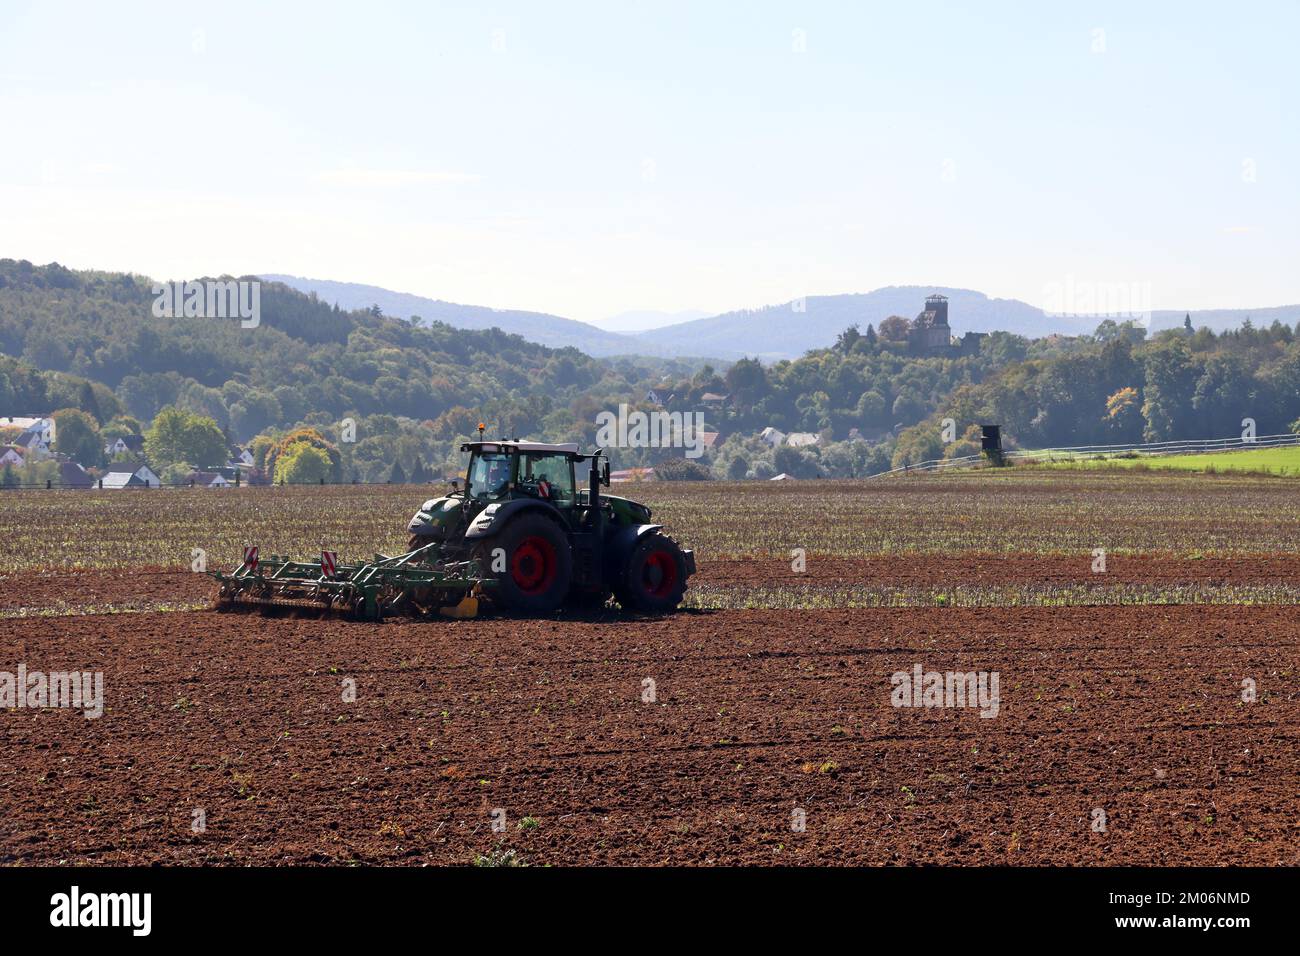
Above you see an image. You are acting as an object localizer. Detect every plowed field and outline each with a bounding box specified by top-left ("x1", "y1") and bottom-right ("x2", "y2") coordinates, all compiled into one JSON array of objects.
[{"x1": 2, "y1": 476, "x2": 1297, "y2": 865}]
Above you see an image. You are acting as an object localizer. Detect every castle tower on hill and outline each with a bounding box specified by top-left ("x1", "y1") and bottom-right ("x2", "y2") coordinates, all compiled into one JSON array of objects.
[{"x1": 908, "y1": 293, "x2": 985, "y2": 358}]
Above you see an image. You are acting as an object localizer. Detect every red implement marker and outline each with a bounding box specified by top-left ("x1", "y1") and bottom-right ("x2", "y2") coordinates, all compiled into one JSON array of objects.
[
  {"x1": 321, "y1": 550, "x2": 337, "y2": 579},
  {"x1": 242, "y1": 545, "x2": 259, "y2": 571}
]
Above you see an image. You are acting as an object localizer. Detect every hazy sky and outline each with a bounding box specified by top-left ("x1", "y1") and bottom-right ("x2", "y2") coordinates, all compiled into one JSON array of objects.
[{"x1": 1, "y1": 0, "x2": 1296, "y2": 322}]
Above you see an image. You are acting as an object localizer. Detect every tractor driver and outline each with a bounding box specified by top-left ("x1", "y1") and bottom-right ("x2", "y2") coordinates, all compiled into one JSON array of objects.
[{"x1": 484, "y1": 457, "x2": 511, "y2": 496}]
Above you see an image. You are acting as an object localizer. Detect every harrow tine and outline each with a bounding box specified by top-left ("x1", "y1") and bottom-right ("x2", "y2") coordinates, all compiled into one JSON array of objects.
[{"x1": 209, "y1": 542, "x2": 495, "y2": 622}]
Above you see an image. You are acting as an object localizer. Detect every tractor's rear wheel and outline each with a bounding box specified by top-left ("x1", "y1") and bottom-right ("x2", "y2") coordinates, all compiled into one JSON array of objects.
[
  {"x1": 475, "y1": 514, "x2": 572, "y2": 613},
  {"x1": 614, "y1": 532, "x2": 689, "y2": 614}
]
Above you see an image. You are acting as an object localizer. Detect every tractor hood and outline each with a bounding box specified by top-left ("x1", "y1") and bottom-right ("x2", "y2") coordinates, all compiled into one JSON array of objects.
[
  {"x1": 408, "y1": 495, "x2": 466, "y2": 537},
  {"x1": 591, "y1": 492, "x2": 653, "y2": 524}
]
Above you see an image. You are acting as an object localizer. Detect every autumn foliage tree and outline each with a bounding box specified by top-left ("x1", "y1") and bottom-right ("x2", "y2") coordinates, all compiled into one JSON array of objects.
[
  {"x1": 274, "y1": 443, "x2": 332, "y2": 484},
  {"x1": 877, "y1": 315, "x2": 912, "y2": 342},
  {"x1": 265, "y1": 427, "x2": 342, "y2": 484},
  {"x1": 1103, "y1": 386, "x2": 1144, "y2": 443},
  {"x1": 429, "y1": 406, "x2": 480, "y2": 439}
]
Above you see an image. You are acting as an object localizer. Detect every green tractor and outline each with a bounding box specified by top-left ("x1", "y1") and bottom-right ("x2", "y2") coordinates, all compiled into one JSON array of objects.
[{"x1": 406, "y1": 440, "x2": 695, "y2": 614}]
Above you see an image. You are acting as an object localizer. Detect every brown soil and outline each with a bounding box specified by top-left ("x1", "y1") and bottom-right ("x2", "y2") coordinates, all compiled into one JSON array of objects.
[
  {"x1": 1, "y1": 605, "x2": 1296, "y2": 865},
  {"x1": 0, "y1": 569, "x2": 211, "y2": 613}
]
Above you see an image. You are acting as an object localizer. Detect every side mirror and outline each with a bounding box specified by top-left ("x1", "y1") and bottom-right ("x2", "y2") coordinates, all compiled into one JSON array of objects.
[
  {"x1": 449, "y1": 477, "x2": 462, "y2": 492},
  {"x1": 601, "y1": 461, "x2": 611, "y2": 487}
]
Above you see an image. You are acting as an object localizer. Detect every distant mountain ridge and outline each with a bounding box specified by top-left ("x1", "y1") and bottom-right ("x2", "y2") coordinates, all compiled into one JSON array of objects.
[
  {"x1": 596, "y1": 308, "x2": 712, "y2": 333},
  {"x1": 1148, "y1": 306, "x2": 1300, "y2": 332},
  {"x1": 632, "y1": 287, "x2": 1085, "y2": 361},
  {"x1": 263, "y1": 275, "x2": 1300, "y2": 362},
  {"x1": 261, "y1": 274, "x2": 655, "y2": 357}
]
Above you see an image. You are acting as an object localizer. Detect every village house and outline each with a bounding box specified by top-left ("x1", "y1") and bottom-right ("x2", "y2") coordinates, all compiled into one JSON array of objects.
[
  {"x1": 100, "y1": 465, "x2": 160, "y2": 489},
  {"x1": 0, "y1": 444, "x2": 24, "y2": 467},
  {"x1": 14, "y1": 430, "x2": 53, "y2": 460},
  {"x1": 104, "y1": 434, "x2": 146, "y2": 457},
  {"x1": 785, "y1": 432, "x2": 820, "y2": 448},
  {"x1": 1, "y1": 416, "x2": 54, "y2": 440},
  {"x1": 847, "y1": 427, "x2": 893, "y2": 443},
  {"x1": 759, "y1": 426, "x2": 786, "y2": 447},
  {"x1": 186, "y1": 470, "x2": 231, "y2": 488},
  {"x1": 58, "y1": 461, "x2": 93, "y2": 488},
  {"x1": 6, "y1": 417, "x2": 57, "y2": 459}
]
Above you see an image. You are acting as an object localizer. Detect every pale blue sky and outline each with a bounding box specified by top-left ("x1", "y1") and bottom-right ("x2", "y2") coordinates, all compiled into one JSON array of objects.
[{"x1": 1, "y1": 0, "x2": 1296, "y2": 322}]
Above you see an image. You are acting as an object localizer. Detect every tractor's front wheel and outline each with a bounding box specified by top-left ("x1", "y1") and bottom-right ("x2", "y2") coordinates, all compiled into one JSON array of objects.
[
  {"x1": 408, "y1": 534, "x2": 433, "y2": 553},
  {"x1": 476, "y1": 515, "x2": 572, "y2": 613},
  {"x1": 614, "y1": 532, "x2": 689, "y2": 614}
]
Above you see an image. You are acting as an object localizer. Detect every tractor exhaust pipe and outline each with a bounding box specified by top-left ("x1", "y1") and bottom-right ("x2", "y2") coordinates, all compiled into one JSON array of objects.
[{"x1": 589, "y1": 451, "x2": 603, "y2": 530}]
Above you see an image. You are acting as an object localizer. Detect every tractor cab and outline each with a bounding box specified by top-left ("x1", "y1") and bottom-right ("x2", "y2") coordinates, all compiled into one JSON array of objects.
[{"x1": 462, "y1": 441, "x2": 587, "y2": 525}]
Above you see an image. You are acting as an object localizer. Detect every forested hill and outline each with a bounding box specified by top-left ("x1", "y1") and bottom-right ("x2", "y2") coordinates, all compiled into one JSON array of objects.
[
  {"x1": 0, "y1": 259, "x2": 698, "y2": 443},
  {"x1": 262, "y1": 273, "x2": 654, "y2": 357},
  {"x1": 3, "y1": 259, "x2": 1300, "y2": 484}
]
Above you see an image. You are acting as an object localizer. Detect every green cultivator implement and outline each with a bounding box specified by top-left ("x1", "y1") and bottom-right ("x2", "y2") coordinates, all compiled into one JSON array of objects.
[
  {"x1": 212, "y1": 435, "x2": 695, "y2": 621},
  {"x1": 212, "y1": 543, "x2": 495, "y2": 620}
]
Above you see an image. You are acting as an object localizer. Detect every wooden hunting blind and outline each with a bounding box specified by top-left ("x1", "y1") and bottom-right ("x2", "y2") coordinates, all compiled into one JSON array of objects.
[{"x1": 980, "y1": 425, "x2": 1005, "y2": 466}]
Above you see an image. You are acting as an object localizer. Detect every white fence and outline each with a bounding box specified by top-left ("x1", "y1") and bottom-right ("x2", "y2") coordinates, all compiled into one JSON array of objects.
[{"x1": 870, "y1": 431, "x2": 1300, "y2": 479}]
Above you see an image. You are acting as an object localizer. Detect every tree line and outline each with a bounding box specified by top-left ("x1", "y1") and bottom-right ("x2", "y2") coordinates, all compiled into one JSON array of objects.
[{"x1": 3, "y1": 259, "x2": 1299, "y2": 482}]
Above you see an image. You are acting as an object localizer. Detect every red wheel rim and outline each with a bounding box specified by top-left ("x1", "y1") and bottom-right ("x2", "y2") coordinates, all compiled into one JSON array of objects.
[
  {"x1": 642, "y1": 550, "x2": 678, "y2": 599},
  {"x1": 510, "y1": 536, "x2": 557, "y2": 595}
]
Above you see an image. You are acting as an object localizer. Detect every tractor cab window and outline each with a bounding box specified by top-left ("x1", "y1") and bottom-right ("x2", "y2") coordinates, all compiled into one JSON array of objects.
[
  {"x1": 519, "y1": 453, "x2": 575, "y2": 506},
  {"x1": 467, "y1": 452, "x2": 513, "y2": 500}
]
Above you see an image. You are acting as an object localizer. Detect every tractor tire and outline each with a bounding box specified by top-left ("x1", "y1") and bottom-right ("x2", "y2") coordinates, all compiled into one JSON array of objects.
[
  {"x1": 614, "y1": 532, "x2": 689, "y2": 614},
  {"x1": 476, "y1": 514, "x2": 573, "y2": 614}
]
